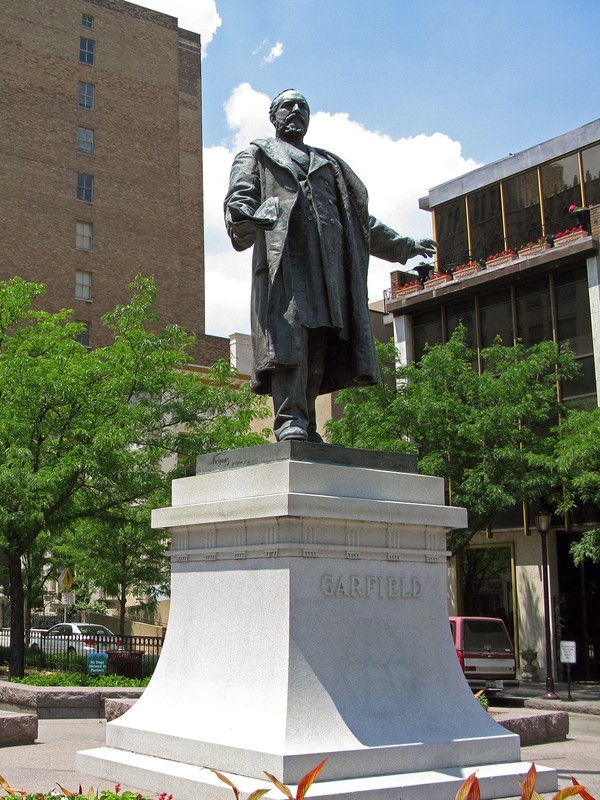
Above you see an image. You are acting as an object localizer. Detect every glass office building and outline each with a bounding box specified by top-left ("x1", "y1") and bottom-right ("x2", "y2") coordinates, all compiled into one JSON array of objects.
[{"x1": 385, "y1": 119, "x2": 600, "y2": 682}]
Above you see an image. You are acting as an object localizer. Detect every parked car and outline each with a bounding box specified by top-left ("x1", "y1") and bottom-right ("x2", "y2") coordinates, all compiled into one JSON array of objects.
[
  {"x1": 449, "y1": 616, "x2": 518, "y2": 692},
  {"x1": 30, "y1": 623, "x2": 122, "y2": 656}
]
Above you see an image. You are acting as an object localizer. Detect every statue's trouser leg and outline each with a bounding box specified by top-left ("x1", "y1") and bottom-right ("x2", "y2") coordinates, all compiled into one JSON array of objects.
[{"x1": 271, "y1": 327, "x2": 329, "y2": 440}]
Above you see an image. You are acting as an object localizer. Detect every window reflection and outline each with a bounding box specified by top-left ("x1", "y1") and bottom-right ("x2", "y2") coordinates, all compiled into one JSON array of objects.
[
  {"x1": 504, "y1": 170, "x2": 542, "y2": 250},
  {"x1": 541, "y1": 154, "x2": 582, "y2": 236},
  {"x1": 435, "y1": 198, "x2": 468, "y2": 270},
  {"x1": 468, "y1": 185, "x2": 505, "y2": 260},
  {"x1": 582, "y1": 143, "x2": 600, "y2": 206}
]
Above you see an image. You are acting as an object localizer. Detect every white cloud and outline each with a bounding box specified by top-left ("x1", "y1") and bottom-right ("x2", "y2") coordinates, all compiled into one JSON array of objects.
[
  {"x1": 138, "y1": 0, "x2": 221, "y2": 56},
  {"x1": 263, "y1": 41, "x2": 284, "y2": 64},
  {"x1": 203, "y1": 84, "x2": 481, "y2": 338}
]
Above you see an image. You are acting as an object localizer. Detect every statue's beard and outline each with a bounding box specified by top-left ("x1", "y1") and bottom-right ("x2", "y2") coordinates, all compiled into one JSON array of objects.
[{"x1": 275, "y1": 115, "x2": 308, "y2": 140}]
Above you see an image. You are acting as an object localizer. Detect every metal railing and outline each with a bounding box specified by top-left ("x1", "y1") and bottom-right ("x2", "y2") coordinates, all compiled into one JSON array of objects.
[{"x1": 0, "y1": 631, "x2": 164, "y2": 678}]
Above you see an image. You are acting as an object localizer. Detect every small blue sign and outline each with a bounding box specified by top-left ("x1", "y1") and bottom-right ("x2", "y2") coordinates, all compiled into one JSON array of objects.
[{"x1": 87, "y1": 652, "x2": 108, "y2": 676}]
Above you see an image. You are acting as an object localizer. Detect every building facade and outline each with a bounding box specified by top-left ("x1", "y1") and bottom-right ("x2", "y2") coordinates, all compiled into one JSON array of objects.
[
  {"x1": 0, "y1": 0, "x2": 227, "y2": 363},
  {"x1": 385, "y1": 120, "x2": 600, "y2": 682}
]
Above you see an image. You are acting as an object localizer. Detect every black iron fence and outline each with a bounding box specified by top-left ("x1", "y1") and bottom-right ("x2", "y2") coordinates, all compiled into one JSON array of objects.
[{"x1": 0, "y1": 632, "x2": 164, "y2": 679}]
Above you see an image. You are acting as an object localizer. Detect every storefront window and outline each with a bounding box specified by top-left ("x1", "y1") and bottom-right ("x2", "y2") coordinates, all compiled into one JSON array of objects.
[
  {"x1": 562, "y1": 355, "x2": 596, "y2": 400},
  {"x1": 503, "y1": 169, "x2": 542, "y2": 250},
  {"x1": 412, "y1": 310, "x2": 443, "y2": 361},
  {"x1": 541, "y1": 154, "x2": 582, "y2": 236},
  {"x1": 445, "y1": 299, "x2": 475, "y2": 349},
  {"x1": 479, "y1": 290, "x2": 513, "y2": 348},
  {"x1": 555, "y1": 265, "x2": 593, "y2": 354},
  {"x1": 515, "y1": 278, "x2": 552, "y2": 346}
]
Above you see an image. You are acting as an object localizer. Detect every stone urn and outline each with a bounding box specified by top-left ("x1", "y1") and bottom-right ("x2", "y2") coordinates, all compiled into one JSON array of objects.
[{"x1": 520, "y1": 650, "x2": 539, "y2": 682}]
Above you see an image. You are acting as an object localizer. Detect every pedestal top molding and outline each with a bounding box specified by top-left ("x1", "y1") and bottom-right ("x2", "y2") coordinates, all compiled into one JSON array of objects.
[
  {"x1": 153, "y1": 445, "x2": 467, "y2": 565},
  {"x1": 196, "y1": 441, "x2": 418, "y2": 475}
]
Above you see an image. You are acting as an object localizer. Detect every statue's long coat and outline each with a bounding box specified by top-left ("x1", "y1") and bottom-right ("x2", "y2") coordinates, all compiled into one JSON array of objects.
[{"x1": 224, "y1": 137, "x2": 416, "y2": 396}]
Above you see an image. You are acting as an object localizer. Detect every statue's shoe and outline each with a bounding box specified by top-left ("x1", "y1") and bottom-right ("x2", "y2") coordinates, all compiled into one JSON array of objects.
[{"x1": 278, "y1": 425, "x2": 308, "y2": 441}]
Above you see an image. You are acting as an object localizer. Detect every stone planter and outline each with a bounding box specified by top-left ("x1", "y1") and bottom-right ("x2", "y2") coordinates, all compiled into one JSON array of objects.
[
  {"x1": 553, "y1": 229, "x2": 588, "y2": 247},
  {"x1": 394, "y1": 283, "x2": 423, "y2": 298},
  {"x1": 486, "y1": 253, "x2": 517, "y2": 269},
  {"x1": 425, "y1": 274, "x2": 452, "y2": 289},
  {"x1": 518, "y1": 243, "x2": 552, "y2": 258}
]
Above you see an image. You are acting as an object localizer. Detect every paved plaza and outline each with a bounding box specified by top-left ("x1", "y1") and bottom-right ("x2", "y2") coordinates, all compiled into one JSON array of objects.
[{"x1": 0, "y1": 682, "x2": 597, "y2": 800}]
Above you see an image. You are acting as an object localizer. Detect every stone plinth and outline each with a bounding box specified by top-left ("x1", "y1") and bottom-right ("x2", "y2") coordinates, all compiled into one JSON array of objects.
[
  {"x1": 0, "y1": 711, "x2": 37, "y2": 746},
  {"x1": 78, "y1": 444, "x2": 557, "y2": 799}
]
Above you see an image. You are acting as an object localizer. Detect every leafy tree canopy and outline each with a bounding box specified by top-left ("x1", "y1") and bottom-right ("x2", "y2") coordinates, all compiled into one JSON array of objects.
[
  {"x1": 555, "y1": 407, "x2": 600, "y2": 564},
  {"x1": 0, "y1": 276, "x2": 269, "y2": 675},
  {"x1": 326, "y1": 327, "x2": 579, "y2": 552}
]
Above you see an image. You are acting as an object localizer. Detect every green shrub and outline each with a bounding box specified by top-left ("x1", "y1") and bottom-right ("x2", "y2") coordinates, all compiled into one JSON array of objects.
[{"x1": 11, "y1": 672, "x2": 149, "y2": 687}]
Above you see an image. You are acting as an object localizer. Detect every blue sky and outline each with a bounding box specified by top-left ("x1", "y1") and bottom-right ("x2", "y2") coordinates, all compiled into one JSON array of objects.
[{"x1": 141, "y1": 0, "x2": 600, "y2": 339}]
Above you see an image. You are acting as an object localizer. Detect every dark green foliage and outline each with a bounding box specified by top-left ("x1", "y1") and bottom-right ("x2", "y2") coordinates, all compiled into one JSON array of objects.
[{"x1": 327, "y1": 327, "x2": 579, "y2": 551}]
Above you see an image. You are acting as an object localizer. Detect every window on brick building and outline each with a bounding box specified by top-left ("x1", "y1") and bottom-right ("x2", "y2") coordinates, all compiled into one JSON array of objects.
[
  {"x1": 76, "y1": 322, "x2": 92, "y2": 348},
  {"x1": 77, "y1": 173, "x2": 93, "y2": 203},
  {"x1": 78, "y1": 81, "x2": 95, "y2": 109},
  {"x1": 76, "y1": 221, "x2": 93, "y2": 250},
  {"x1": 77, "y1": 127, "x2": 94, "y2": 155},
  {"x1": 80, "y1": 37, "x2": 95, "y2": 65},
  {"x1": 75, "y1": 271, "x2": 93, "y2": 301},
  {"x1": 82, "y1": 14, "x2": 94, "y2": 28}
]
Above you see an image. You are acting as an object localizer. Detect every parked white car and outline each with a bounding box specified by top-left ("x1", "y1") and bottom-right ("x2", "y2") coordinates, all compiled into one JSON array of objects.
[{"x1": 30, "y1": 623, "x2": 122, "y2": 656}]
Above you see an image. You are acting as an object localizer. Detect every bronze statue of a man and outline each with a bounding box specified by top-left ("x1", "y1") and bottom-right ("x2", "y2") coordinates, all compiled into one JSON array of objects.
[{"x1": 224, "y1": 89, "x2": 436, "y2": 442}]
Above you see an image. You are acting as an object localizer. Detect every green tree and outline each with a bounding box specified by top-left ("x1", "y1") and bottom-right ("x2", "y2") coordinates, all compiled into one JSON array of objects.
[
  {"x1": 0, "y1": 276, "x2": 268, "y2": 677},
  {"x1": 326, "y1": 328, "x2": 578, "y2": 551},
  {"x1": 555, "y1": 407, "x2": 600, "y2": 564},
  {"x1": 54, "y1": 510, "x2": 170, "y2": 636}
]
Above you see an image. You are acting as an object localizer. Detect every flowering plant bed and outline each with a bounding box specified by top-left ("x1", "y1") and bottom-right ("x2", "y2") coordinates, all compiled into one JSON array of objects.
[
  {"x1": 553, "y1": 227, "x2": 588, "y2": 247},
  {"x1": 486, "y1": 250, "x2": 517, "y2": 268},
  {"x1": 393, "y1": 281, "x2": 423, "y2": 298},
  {"x1": 518, "y1": 239, "x2": 551, "y2": 258},
  {"x1": 425, "y1": 272, "x2": 452, "y2": 288},
  {"x1": 454, "y1": 261, "x2": 481, "y2": 279}
]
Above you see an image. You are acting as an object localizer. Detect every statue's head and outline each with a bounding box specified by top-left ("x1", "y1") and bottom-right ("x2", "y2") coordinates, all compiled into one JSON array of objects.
[{"x1": 269, "y1": 89, "x2": 310, "y2": 142}]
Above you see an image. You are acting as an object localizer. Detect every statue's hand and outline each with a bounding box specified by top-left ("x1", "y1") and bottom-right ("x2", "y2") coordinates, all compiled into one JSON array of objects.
[{"x1": 413, "y1": 238, "x2": 438, "y2": 258}]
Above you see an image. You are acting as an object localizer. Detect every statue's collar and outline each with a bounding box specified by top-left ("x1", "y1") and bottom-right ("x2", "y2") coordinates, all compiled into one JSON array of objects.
[{"x1": 253, "y1": 137, "x2": 330, "y2": 174}]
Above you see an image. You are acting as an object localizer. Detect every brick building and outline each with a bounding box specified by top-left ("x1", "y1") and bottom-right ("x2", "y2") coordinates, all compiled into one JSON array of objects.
[{"x1": 0, "y1": 0, "x2": 227, "y2": 363}]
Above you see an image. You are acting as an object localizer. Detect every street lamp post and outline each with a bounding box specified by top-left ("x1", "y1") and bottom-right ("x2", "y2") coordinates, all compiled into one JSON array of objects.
[{"x1": 534, "y1": 509, "x2": 559, "y2": 699}]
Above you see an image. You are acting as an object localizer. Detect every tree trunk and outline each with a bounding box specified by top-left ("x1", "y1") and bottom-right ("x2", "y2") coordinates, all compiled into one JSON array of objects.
[
  {"x1": 119, "y1": 588, "x2": 126, "y2": 638},
  {"x1": 8, "y1": 554, "x2": 25, "y2": 679}
]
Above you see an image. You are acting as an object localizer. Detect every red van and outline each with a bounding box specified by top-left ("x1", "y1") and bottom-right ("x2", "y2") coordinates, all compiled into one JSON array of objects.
[{"x1": 450, "y1": 616, "x2": 518, "y2": 691}]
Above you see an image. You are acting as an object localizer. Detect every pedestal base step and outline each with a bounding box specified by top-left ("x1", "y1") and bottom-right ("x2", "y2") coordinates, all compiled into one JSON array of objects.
[{"x1": 77, "y1": 747, "x2": 557, "y2": 800}]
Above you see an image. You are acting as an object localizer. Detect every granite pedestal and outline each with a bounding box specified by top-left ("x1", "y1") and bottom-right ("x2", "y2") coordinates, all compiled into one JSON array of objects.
[{"x1": 78, "y1": 443, "x2": 557, "y2": 799}]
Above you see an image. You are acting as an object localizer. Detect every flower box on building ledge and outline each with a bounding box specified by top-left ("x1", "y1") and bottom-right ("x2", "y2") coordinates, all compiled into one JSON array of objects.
[
  {"x1": 393, "y1": 281, "x2": 423, "y2": 298},
  {"x1": 454, "y1": 261, "x2": 482, "y2": 280},
  {"x1": 518, "y1": 240, "x2": 552, "y2": 258},
  {"x1": 425, "y1": 272, "x2": 453, "y2": 289},
  {"x1": 486, "y1": 250, "x2": 517, "y2": 269},
  {"x1": 552, "y1": 227, "x2": 588, "y2": 247}
]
